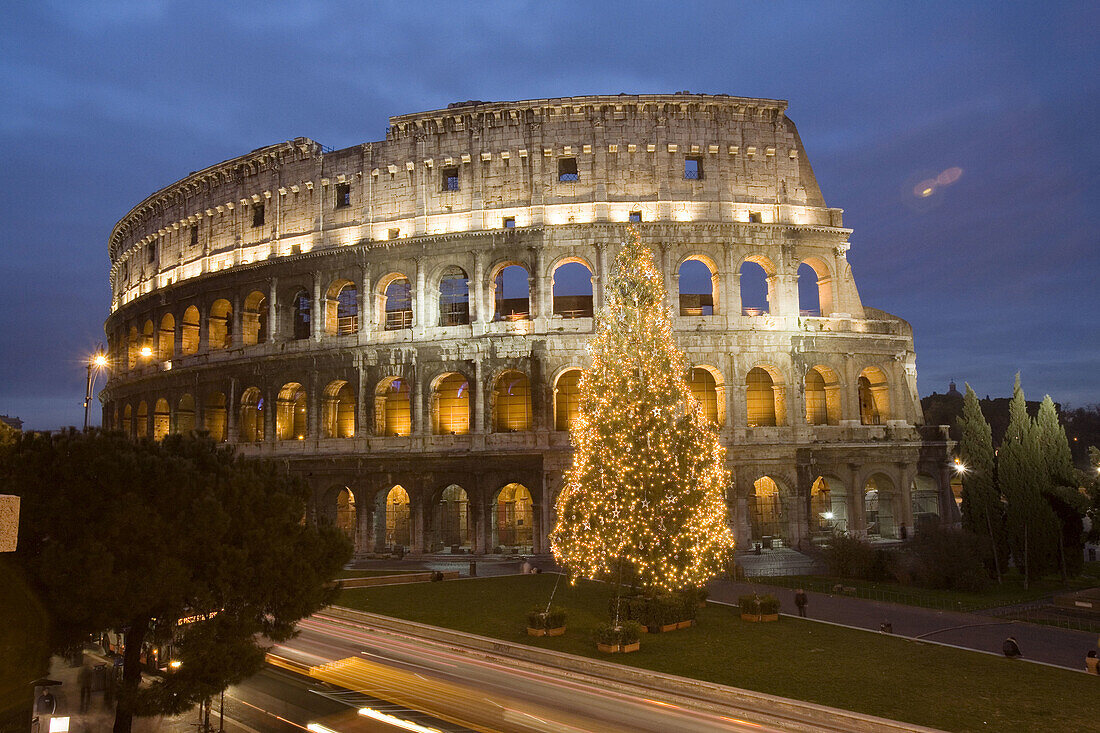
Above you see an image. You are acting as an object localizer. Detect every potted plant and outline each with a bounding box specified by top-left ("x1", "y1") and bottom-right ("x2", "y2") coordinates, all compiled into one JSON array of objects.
[
  {"x1": 526, "y1": 606, "x2": 567, "y2": 636},
  {"x1": 675, "y1": 594, "x2": 697, "y2": 629},
  {"x1": 739, "y1": 593, "x2": 780, "y2": 622},
  {"x1": 595, "y1": 621, "x2": 643, "y2": 653}
]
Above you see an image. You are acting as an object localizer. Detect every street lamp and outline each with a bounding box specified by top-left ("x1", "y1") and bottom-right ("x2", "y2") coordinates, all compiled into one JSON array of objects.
[{"x1": 83, "y1": 348, "x2": 109, "y2": 431}]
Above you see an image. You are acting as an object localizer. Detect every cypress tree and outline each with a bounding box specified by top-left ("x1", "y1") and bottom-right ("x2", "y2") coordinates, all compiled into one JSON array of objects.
[
  {"x1": 1035, "y1": 395, "x2": 1087, "y2": 578},
  {"x1": 998, "y1": 375, "x2": 1060, "y2": 585},
  {"x1": 957, "y1": 383, "x2": 1005, "y2": 580}
]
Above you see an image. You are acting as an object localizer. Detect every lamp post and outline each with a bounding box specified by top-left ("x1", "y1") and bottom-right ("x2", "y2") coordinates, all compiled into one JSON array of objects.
[{"x1": 83, "y1": 349, "x2": 109, "y2": 431}]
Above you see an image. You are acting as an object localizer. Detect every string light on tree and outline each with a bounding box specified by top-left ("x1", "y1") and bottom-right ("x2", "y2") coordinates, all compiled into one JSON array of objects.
[{"x1": 550, "y1": 226, "x2": 734, "y2": 594}]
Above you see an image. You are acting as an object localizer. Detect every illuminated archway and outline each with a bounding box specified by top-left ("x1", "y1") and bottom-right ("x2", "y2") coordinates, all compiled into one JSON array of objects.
[
  {"x1": 375, "y1": 377, "x2": 411, "y2": 436},
  {"x1": 492, "y1": 370, "x2": 531, "y2": 432},
  {"x1": 383, "y1": 486, "x2": 411, "y2": 549},
  {"x1": 494, "y1": 483, "x2": 533, "y2": 550},
  {"x1": 746, "y1": 366, "x2": 785, "y2": 427},
  {"x1": 552, "y1": 260, "x2": 594, "y2": 318},
  {"x1": 208, "y1": 299, "x2": 232, "y2": 350},
  {"x1": 153, "y1": 398, "x2": 170, "y2": 440},
  {"x1": 864, "y1": 473, "x2": 898, "y2": 538},
  {"x1": 135, "y1": 401, "x2": 148, "y2": 438},
  {"x1": 439, "y1": 485, "x2": 471, "y2": 549},
  {"x1": 554, "y1": 369, "x2": 582, "y2": 431},
  {"x1": 493, "y1": 264, "x2": 531, "y2": 321},
  {"x1": 204, "y1": 392, "x2": 227, "y2": 441},
  {"x1": 858, "y1": 366, "x2": 891, "y2": 425},
  {"x1": 739, "y1": 256, "x2": 775, "y2": 315},
  {"x1": 276, "y1": 382, "x2": 307, "y2": 440},
  {"x1": 432, "y1": 373, "x2": 470, "y2": 435},
  {"x1": 181, "y1": 306, "x2": 200, "y2": 354},
  {"x1": 688, "y1": 366, "x2": 724, "y2": 426},
  {"x1": 238, "y1": 387, "x2": 264, "y2": 442},
  {"x1": 438, "y1": 267, "x2": 470, "y2": 326},
  {"x1": 678, "y1": 257, "x2": 717, "y2": 316},
  {"x1": 805, "y1": 365, "x2": 841, "y2": 425},
  {"x1": 157, "y1": 313, "x2": 175, "y2": 361},
  {"x1": 750, "y1": 476, "x2": 784, "y2": 541},
  {"x1": 322, "y1": 380, "x2": 355, "y2": 438},
  {"x1": 176, "y1": 394, "x2": 195, "y2": 434},
  {"x1": 335, "y1": 487, "x2": 356, "y2": 543},
  {"x1": 379, "y1": 275, "x2": 412, "y2": 331},
  {"x1": 242, "y1": 290, "x2": 267, "y2": 345}
]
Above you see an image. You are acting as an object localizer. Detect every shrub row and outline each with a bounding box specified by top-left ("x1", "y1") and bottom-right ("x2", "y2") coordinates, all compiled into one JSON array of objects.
[
  {"x1": 594, "y1": 620, "x2": 643, "y2": 646},
  {"x1": 738, "y1": 593, "x2": 780, "y2": 615},
  {"x1": 526, "y1": 606, "x2": 567, "y2": 629},
  {"x1": 608, "y1": 591, "x2": 699, "y2": 628}
]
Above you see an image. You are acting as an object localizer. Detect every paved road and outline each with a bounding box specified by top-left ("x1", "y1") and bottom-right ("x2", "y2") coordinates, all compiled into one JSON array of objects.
[
  {"x1": 709, "y1": 580, "x2": 1099, "y2": 671},
  {"x1": 271, "y1": 614, "x2": 801, "y2": 733}
]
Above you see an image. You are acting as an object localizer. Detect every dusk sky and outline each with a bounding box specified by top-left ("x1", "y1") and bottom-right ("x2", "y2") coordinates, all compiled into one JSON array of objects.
[{"x1": 1, "y1": 1, "x2": 1097, "y2": 430}]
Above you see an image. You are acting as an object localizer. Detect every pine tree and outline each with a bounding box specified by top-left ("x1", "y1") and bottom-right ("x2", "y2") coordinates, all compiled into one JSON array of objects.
[
  {"x1": 957, "y1": 383, "x2": 1005, "y2": 580},
  {"x1": 1035, "y1": 395, "x2": 1087, "y2": 578},
  {"x1": 998, "y1": 375, "x2": 1060, "y2": 585},
  {"x1": 550, "y1": 228, "x2": 734, "y2": 596}
]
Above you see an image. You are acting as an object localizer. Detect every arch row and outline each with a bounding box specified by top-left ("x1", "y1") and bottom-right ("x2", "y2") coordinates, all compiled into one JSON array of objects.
[
  {"x1": 105, "y1": 359, "x2": 904, "y2": 442},
  {"x1": 106, "y1": 243, "x2": 855, "y2": 375}
]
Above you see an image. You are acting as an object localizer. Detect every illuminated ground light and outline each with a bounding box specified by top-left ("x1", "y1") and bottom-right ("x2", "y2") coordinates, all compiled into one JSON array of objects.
[
  {"x1": 306, "y1": 725, "x2": 339, "y2": 733},
  {"x1": 359, "y1": 707, "x2": 444, "y2": 733}
]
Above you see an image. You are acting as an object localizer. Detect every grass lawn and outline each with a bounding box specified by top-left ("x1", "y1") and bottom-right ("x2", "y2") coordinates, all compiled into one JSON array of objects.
[
  {"x1": 335, "y1": 575, "x2": 1096, "y2": 733},
  {"x1": 752, "y1": 567, "x2": 1100, "y2": 611}
]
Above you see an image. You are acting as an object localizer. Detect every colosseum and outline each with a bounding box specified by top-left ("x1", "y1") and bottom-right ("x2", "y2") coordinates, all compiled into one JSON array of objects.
[{"x1": 101, "y1": 93, "x2": 956, "y2": 559}]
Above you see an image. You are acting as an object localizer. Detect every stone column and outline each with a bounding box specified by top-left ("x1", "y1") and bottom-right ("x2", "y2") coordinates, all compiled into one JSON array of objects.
[
  {"x1": 472, "y1": 250, "x2": 485, "y2": 323},
  {"x1": 198, "y1": 301, "x2": 209, "y2": 353},
  {"x1": 359, "y1": 266, "x2": 371, "y2": 336},
  {"x1": 411, "y1": 366, "x2": 424, "y2": 435},
  {"x1": 414, "y1": 258, "x2": 426, "y2": 336},
  {"x1": 311, "y1": 277, "x2": 323, "y2": 342},
  {"x1": 535, "y1": 247, "x2": 548, "y2": 321},
  {"x1": 531, "y1": 503, "x2": 544, "y2": 555},
  {"x1": 540, "y1": 482, "x2": 555, "y2": 555},
  {"x1": 226, "y1": 377, "x2": 238, "y2": 442},
  {"x1": 173, "y1": 309, "x2": 184, "y2": 358},
  {"x1": 308, "y1": 372, "x2": 320, "y2": 439},
  {"x1": 473, "y1": 499, "x2": 488, "y2": 555},
  {"x1": 848, "y1": 464, "x2": 866, "y2": 536},
  {"x1": 410, "y1": 497, "x2": 426, "y2": 555},
  {"x1": 231, "y1": 292, "x2": 243, "y2": 349},
  {"x1": 267, "y1": 278, "x2": 278, "y2": 344},
  {"x1": 473, "y1": 358, "x2": 485, "y2": 434},
  {"x1": 357, "y1": 361, "x2": 370, "y2": 438},
  {"x1": 264, "y1": 386, "x2": 277, "y2": 442}
]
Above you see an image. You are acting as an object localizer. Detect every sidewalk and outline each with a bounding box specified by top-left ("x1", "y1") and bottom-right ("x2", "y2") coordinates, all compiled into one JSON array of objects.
[
  {"x1": 709, "y1": 579, "x2": 1099, "y2": 671},
  {"x1": 33, "y1": 652, "x2": 255, "y2": 733}
]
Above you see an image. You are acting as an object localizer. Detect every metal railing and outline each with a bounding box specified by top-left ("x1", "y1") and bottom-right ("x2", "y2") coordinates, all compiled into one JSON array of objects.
[{"x1": 385, "y1": 310, "x2": 413, "y2": 330}]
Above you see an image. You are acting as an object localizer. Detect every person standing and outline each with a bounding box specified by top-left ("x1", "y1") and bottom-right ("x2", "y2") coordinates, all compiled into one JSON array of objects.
[
  {"x1": 1086, "y1": 650, "x2": 1098, "y2": 675},
  {"x1": 794, "y1": 589, "x2": 808, "y2": 617},
  {"x1": 78, "y1": 662, "x2": 93, "y2": 712}
]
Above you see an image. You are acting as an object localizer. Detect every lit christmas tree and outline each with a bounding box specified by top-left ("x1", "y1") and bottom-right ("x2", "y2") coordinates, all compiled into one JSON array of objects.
[{"x1": 550, "y1": 227, "x2": 734, "y2": 595}]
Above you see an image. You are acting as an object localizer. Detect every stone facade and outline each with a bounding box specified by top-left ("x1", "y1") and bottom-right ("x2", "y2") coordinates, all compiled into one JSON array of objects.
[{"x1": 101, "y1": 93, "x2": 955, "y2": 557}]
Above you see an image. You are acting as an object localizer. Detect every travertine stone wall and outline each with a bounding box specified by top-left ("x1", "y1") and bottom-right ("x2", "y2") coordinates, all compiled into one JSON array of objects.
[{"x1": 102, "y1": 94, "x2": 953, "y2": 557}]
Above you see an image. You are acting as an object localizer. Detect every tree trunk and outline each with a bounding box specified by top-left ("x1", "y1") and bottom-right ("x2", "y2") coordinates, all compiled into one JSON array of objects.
[{"x1": 112, "y1": 617, "x2": 149, "y2": 733}]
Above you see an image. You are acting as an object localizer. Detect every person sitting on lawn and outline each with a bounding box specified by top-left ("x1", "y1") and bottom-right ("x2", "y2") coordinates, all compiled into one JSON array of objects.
[{"x1": 1002, "y1": 636, "x2": 1022, "y2": 658}]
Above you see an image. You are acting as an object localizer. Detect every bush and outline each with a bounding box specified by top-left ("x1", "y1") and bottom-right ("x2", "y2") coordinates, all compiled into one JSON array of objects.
[
  {"x1": 739, "y1": 593, "x2": 779, "y2": 615},
  {"x1": 823, "y1": 533, "x2": 877, "y2": 578},
  {"x1": 594, "y1": 620, "x2": 643, "y2": 646},
  {"x1": 526, "y1": 606, "x2": 567, "y2": 629},
  {"x1": 758, "y1": 594, "x2": 780, "y2": 615},
  {"x1": 908, "y1": 526, "x2": 990, "y2": 591}
]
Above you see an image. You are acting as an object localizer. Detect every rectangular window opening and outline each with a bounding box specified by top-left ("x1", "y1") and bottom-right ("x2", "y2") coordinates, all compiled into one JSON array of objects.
[
  {"x1": 503, "y1": 217, "x2": 516, "y2": 228},
  {"x1": 558, "y1": 158, "x2": 578, "y2": 182},
  {"x1": 189, "y1": 226, "x2": 198, "y2": 247},
  {"x1": 147, "y1": 244, "x2": 156, "y2": 263},
  {"x1": 335, "y1": 182, "x2": 351, "y2": 208},
  {"x1": 442, "y1": 167, "x2": 460, "y2": 192},
  {"x1": 748, "y1": 211, "x2": 762, "y2": 223},
  {"x1": 388, "y1": 228, "x2": 400, "y2": 240},
  {"x1": 251, "y1": 203, "x2": 265, "y2": 228},
  {"x1": 685, "y1": 156, "x2": 703, "y2": 180},
  {"x1": 628, "y1": 211, "x2": 642, "y2": 223}
]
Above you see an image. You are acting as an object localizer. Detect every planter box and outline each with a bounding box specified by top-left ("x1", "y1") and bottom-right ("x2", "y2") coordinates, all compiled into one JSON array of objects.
[
  {"x1": 676, "y1": 620, "x2": 694, "y2": 629},
  {"x1": 741, "y1": 613, "x2": 780, "y2": 623},
  {"x1": 659, "y1": 623, "x2": 678, "y2": 633},
  {"x1": 620, "y1": 641, "x2": 640, "y2": 653},
  {"x1": 596, "y1": 642, "x2": 619, "y2": 653},
  {"x1": 526, "y1": 627, "x2": 547, "y2": 637},
  {"x1": 546, "y1": 626, "x2": 566, "y2": 637}
]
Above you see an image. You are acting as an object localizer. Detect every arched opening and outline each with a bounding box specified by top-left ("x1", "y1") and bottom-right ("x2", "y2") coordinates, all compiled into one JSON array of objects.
[
  {"x1": 810, "y1": 476, "x2": 832, "y2": 534},
  {"x1": 750, "y1": 477, "x2": 784, "y2": 544},
  {"x1": 325, "y1": 280, "x2": 358, "y2": 336},
  {"x1": 242, "y1": 291, "x2": 268, "y2": 345},
  {"x1": 858, "y1": 366, "x2": 891, "y2": 425},
  {"x1": 382, "y1": 276, "x2": 412, "y2": 330},
  {"x1": 438, "y1": 267, "x2": 470, "y2": 326},
  {"x1": 335, "y1": 488, "x2": 356, "y2": 544},
  {"x1": 157, "y1": 313, "x2": 175, "y2": 361},
  {"x1": 554, "y1": 369, "x2": 583, "y2": 431},
  {"x1": 181, "y1": 306, "x2": 200, "y2": 355},
  {"x1": 739, "y1": 257, "x2": 773, "y2": 316},
  {"x1": 494, "y1": 483, "x2": 533, "y2": 551},
  {"x1": 322, "y1": 380, "x2": 355, "y2": 438},
  {"x1": 383, "y1": 486, "x2": 411, "y2": 550},
  {"x1": 746, "y1": 366, "x2": 785, "y2": 427},
  {"x1": 688, "y1": 367, "x2": 723, "y2": 426},
  {"x1": 135, "y1": 401, "x2": 148, "y2": 438},
  {"x1": 208, "y1": 299, "x2": 232, "y2": 350},
  {"x1": 552, "y1": 261, "x2": 593, "y2": 319},
  {"x1": 492, "y1": 370, "x2": 531, "y2": 432},
  {"x1": 912, "y1": 474, "x2": 941, "y2": 532},
  {"x1": 176, "y1": 394, "x2": 195, "y2": 434},
  {"x1": 439, "y1": 485, "x2": 471, "y2": 550},
  {"x1": 493, "y1": 264, "x2": 530, "y2": 321},
  {"x1": 204, "y1": 392, "x2": 227, "y2": 441},
  {"x1": 142, "y1": 320, "x2": 154, "y2": 360},
  {"x1": 804, "y1": 366, "x2": 841, "y2": 425},
  {"x1": 127, "y1": 325, "x2": 140, "y2": 369},
  {"x1": 432, "y1": 373, "x2": 470, "y2": 435},
  {"x1": 238, "y1": 387, "x2": 264, "y2": 442},
  {"x1": 864, "y1": 473, "x2": 898, "y2": 538},
  {"x1": 292, "y1": 290, "x2": 311, "y2": 340},
  {"x1": 678, "y1": 258, "x2": 716, "y2": 316},
  {"x1": 276, "y1": 382, "x2": 307, "y2": 440},
  {"x1": 122, "y1": 404, "x2": 133, "y2": 437},
  {"x1": 798, "y1": 258, "x2": 833, "y2": 316},
  {"x1": 153, "y1": 398, "x2": 170, "y2": 440},
  {"x1": 375, "y1": 377, "x2": 411, "y2": 436}
]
